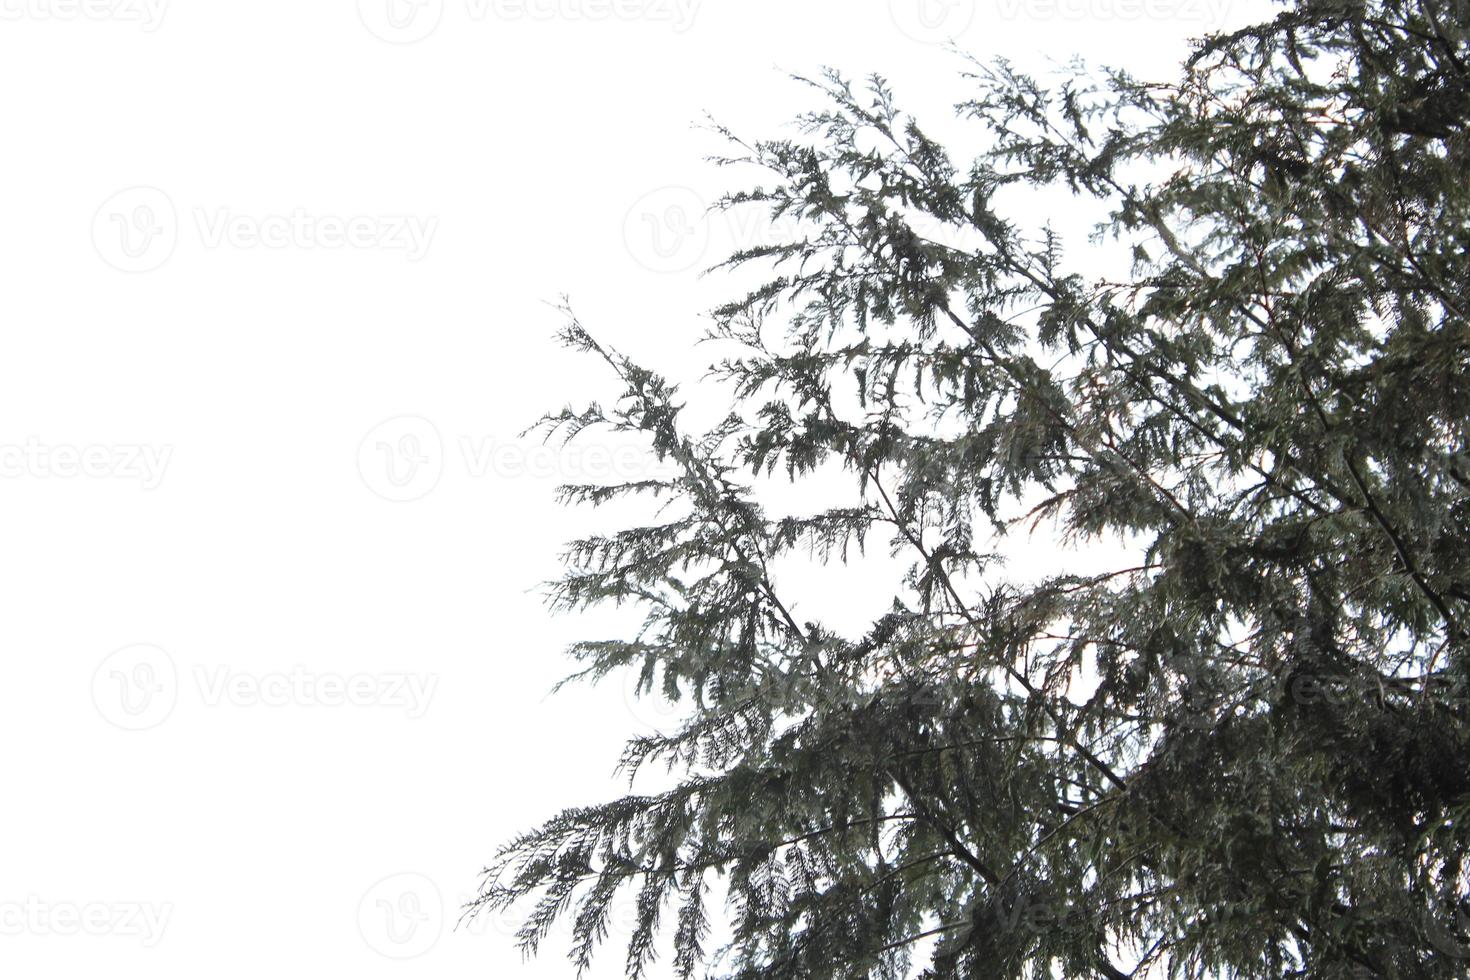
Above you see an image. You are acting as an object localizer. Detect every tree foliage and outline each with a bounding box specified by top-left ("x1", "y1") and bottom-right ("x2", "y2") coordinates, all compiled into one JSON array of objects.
[{"x1": 473, "y1": 0, "x2": 1470, "y2": 975}]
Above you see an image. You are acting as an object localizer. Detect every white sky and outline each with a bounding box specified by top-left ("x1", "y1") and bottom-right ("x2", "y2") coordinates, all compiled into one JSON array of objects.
[{"x1": 0, "y1": 0, "x2": 1275, "y2": 976}]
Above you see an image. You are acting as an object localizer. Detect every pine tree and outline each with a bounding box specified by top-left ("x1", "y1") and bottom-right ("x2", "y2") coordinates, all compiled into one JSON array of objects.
[{"x1": 472, "y1": 1, "x2": 1470, "y2": 975}]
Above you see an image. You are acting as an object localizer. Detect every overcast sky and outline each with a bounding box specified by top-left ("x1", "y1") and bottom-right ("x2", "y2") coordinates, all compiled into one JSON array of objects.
[{"x1": 0, "y1": 0, "x2": 1273, "y2": 976}]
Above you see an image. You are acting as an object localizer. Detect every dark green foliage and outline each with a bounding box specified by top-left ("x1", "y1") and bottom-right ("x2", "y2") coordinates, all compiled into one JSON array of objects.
[{"x1": 473, "y1": 1, "x2": 1470, "y2": 975}]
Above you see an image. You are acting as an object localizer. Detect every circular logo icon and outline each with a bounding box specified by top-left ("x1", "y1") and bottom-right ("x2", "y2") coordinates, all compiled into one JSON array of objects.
[
  {"x1": 622, "y1": 665, "x2": 685, "y2": 734},
  {"x1": 357, "y1": 0, "x2": 444, "y2": 43},
  {"x1": 92, "y1": 187, "x2": 178, "y2": 273},
  {"x1": 358, "y1": 873, "x2": 443, "y2": 959},
  {"x1": 92, "y1": 644, "x2": 178, "y2": 731},
  {"x1": 889, "y1": 0, "x2": 976, "y2": 43},
  {"x1": 358, "y1": 416, "x2": 444, "y2": 502},
  {"x1": 622, "y1": 187, "x2": 709, "y2": 274},
  {"x1": 1171, "y1": 654, "x2": 1221, "y2": 731}
]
